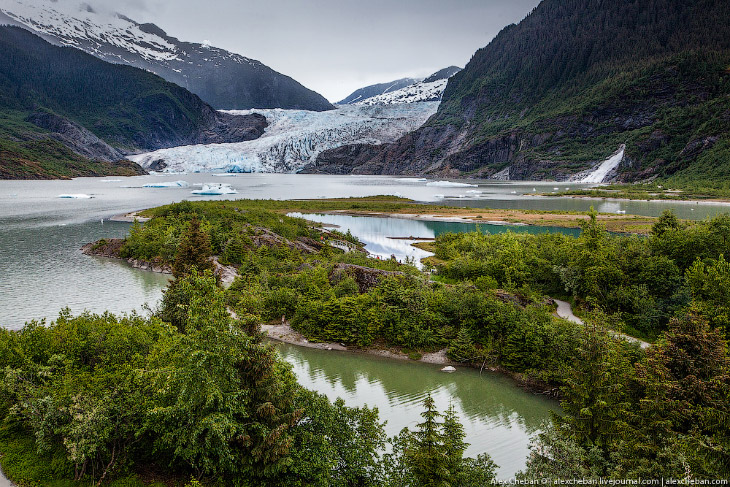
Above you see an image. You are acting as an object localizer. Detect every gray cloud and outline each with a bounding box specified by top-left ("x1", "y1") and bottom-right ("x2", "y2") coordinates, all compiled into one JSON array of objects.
[{"x1": 86, "y1": 0, "x2": 540, "y2": 102}]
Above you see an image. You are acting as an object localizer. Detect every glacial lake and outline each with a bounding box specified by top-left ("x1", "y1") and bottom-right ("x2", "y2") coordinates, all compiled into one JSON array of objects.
[{"x1": 2, "y1": 173, "x2": 730, "y2": 478}]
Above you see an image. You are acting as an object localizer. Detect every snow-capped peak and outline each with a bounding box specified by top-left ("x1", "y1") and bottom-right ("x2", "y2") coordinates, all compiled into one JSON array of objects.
[
  {"x1": 0, "y1": 0, "x2": 179, "y2": 62},
  {"x1": 0, "y1": 0, "x2": 333, "y2": 111},
  {"x1": 352, "y1": 66, "x2": 461, "y2": 106},
  {"x1": 355, "y1": 78, "x2": 449, "y2": 106}
]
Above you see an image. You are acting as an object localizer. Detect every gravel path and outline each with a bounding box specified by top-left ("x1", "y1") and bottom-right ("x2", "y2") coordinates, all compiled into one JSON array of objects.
[
  {"x1": 553, "y1": 298, "x2": 650, "y2": 349},
  {"x1": 0, "y1": 464, "x2": 14, "y2": 487}
]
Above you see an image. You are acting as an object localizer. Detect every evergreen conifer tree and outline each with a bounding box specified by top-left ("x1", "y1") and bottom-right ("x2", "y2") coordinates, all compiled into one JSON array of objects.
[{"x1": 173, "y1": 216, "x2": 214, "y2": 278}]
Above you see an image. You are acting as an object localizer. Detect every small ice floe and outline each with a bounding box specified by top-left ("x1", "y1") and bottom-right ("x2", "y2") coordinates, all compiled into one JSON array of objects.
[
  {"x1": 191, "y1": 183, "x2": 237, "y2": 195},
  {"x1": 616, "y1": 210, "x2": 626, "y2": 214},
  {"x1": 532, "y1": 188, "x2": 537, "y2": 192},
  {"x1": 510, "y1": 190, "x2": 517, "y2": 194},
  {"x1": 58, "y1": 194, "x2": 93, "y2": 199},
  {"x1": 426, "y1": 181, "x2": 477, "y2": 188},
  {"x1": 212, "y1": 173, "x2": 238, "y2": 177},
  {"x1": 100, "y1": 179, "x2": 122, "y2": 183},
  {"x1": 142, "y1": 180, "x2": 190, "y2": 188},
  {"x1": 396, "y1": 177, "x2": 427, "y2": 183},
  {"x1": 433, "y1": 194, "x2": 445, "y2": 199},
  {"x1": 441, "y1": 366, "x2": 457, "y2": 373},
  {"x1": 554, "y1": 187, "x2": 559, "y2": 190},
  {"x1": 466, "y1": 190, "x2": 482, "y2": 194}
]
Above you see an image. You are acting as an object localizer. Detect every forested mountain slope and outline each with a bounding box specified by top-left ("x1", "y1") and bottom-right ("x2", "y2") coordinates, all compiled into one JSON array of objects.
[
  {"x1": 0, "y1": 26, "x2": 266, "y2": 179},
  {"x1": 312, "y1": 0, "x2": 730, "y2": 183}
]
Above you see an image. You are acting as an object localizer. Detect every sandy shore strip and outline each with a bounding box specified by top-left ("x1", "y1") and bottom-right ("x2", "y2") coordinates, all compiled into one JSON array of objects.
[
  {"x1": 324, "y1": 210, "x2": 528, "y2": 226},
  {"x1": 263, "y1": 322, "x2": 452, "y2": 366},
  {"x1": 109, "y1": 210, "x2": 151, "y2": 223}
]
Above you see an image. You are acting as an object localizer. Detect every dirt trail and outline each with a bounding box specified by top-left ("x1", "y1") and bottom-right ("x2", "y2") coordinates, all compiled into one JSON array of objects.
[
  {"x1": 0, "y1": 464, "x2": 14, "y2": 487},
  {"x1": 553, "y1": 298, "x2": 650, "y2": 349}
]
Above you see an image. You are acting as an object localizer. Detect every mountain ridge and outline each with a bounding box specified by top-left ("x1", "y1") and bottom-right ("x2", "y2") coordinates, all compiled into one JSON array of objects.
[
  {"x1": 337, "y1": 78, "x2": 421, "y2": 105},
  {"x1": 0, "y1": 0, "x2": 334, "y2": 111},
  {"x1": 338, "y1": 67, "x2": 462, "y2": 107}
]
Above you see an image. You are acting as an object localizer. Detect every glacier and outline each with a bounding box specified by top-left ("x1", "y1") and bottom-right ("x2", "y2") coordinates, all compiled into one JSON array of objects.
[{"x1": 130, "y1": 103, "x2": 440, "y2": 174}]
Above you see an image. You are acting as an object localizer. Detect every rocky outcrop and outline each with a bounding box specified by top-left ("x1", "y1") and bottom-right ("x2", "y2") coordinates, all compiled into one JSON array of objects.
[
  {"x1": 81, "y1": 239, "x2": 172, "y2": 274},
  {"x1": 26, "y1": 111, "x2": 124, "y2": 162},
  {"x1": 81, "y1": 239, "x2": 238, "y2": 286},
  {"x1": 329, "y1": 263, "x2": 404, "y2": 293},
  {"x1": 301, "y1": 144, "x2": 383, "y2": 174},
  {"x1": 193, "y1": 111, "x2": 268, "y2": 146}
]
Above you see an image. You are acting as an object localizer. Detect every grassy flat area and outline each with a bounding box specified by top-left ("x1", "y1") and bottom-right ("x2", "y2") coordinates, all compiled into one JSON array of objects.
[
  {"x1": 553, "y1": 182, "x2": 730, "y2": 202},
  {"x1": 139, "y1": 196, "x2": 657, "y2": 234}
]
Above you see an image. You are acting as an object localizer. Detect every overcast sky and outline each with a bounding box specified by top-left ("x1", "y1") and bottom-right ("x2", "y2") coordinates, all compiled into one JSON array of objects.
[{"x1": 94, "y1": 0, "x2": 540, "y2": 102}]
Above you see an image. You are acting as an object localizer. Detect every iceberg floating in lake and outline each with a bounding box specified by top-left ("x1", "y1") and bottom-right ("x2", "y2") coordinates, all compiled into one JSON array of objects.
[
  {"x1": 426, "y1": 181, "x2": 477, "y2": 188},
  {"x1": 142, "y1": 180, "x2": 189, "y2": 188},
  {"x1": 58, "y1": 194, "x2": 93, "y2": 199},
  {"x1": 191, "y1": 183, "x2": 237, "y2": 195}
]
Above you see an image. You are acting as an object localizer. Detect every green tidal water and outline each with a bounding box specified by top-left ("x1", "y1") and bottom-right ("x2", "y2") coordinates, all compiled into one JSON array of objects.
[{"x1": 275, "y1": 343, "x2": 559, "y2": 479}]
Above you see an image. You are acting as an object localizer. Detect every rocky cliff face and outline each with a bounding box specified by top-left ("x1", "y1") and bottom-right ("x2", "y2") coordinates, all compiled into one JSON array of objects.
[{"x1": 26, "y1": 111, "x2": 124, "y2": 162}]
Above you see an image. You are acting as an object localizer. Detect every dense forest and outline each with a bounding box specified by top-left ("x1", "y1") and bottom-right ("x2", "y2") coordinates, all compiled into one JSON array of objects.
[
  {"x1": 312, "y1": 0, "x2": 730, "y2": 187},
  {"x1": 2, "y1": 200, "x2": 726, "y2": 484}
]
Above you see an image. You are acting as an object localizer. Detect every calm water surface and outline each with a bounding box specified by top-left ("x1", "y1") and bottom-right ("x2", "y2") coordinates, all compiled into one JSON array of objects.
[
  {"x1": 276, "y1": 343, "x2": 558, "y2": 479},
  {"x1": 3, "y1": 174, "x2": 729, "y2": 477},
  {"x1": 289, "y1": 212, "x2": 581, "y2": 264}
]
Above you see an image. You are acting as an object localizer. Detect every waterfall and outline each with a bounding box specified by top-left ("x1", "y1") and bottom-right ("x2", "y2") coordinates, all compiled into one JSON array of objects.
[{"x1": 580, "y1": 145, "x2": 625, "y2": 183}]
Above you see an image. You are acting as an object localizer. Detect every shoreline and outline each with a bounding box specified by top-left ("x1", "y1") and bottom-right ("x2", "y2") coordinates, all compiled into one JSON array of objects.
[
  {"x1": 287, "y1": 207, "x2": 656, "y2": 234},
  {"x1": 261, "y1": 321, "x2": 559, "y2": 397},
  {"x1": 262, "y1": 321, "x2": 453, "y2": 365},
  {"x1": 108, "y1": 210, "x2": 151, "y2": 223},
  {"x1": 553, "y1": 193, "x2": 730, "y2": 206}
]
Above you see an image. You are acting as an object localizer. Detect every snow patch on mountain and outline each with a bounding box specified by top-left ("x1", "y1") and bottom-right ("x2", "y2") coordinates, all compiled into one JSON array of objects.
[
  {"x1": 0, "y1": 0, "x2": 334, "y2": 111},
  {"x1": 130, "y1": 103, "x2": 440, "y2": 174},
  {"x1": 0, "y1": 0, "x2": 179, "y2": 62},
  {"x1": 356, "y1": 78, "x2": 449, "y2": 106}
]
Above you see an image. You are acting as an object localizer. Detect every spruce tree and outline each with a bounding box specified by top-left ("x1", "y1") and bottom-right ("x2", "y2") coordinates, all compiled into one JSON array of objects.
[
  {"x1": 634, "y1": 312, "x2": 730, "y2": 476},
  {"x1": 442, "y1": 404, "x2": 467, "y2": 479},
  {"x1": 557, "y1": 322, "x2": 633, "y2": 449},
  {"x1": 173, "y1": 216, "x2": 214, "y2": 278},
  {"x1": 406, "y1": 394, "x2": 450, "y2": 487}
]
